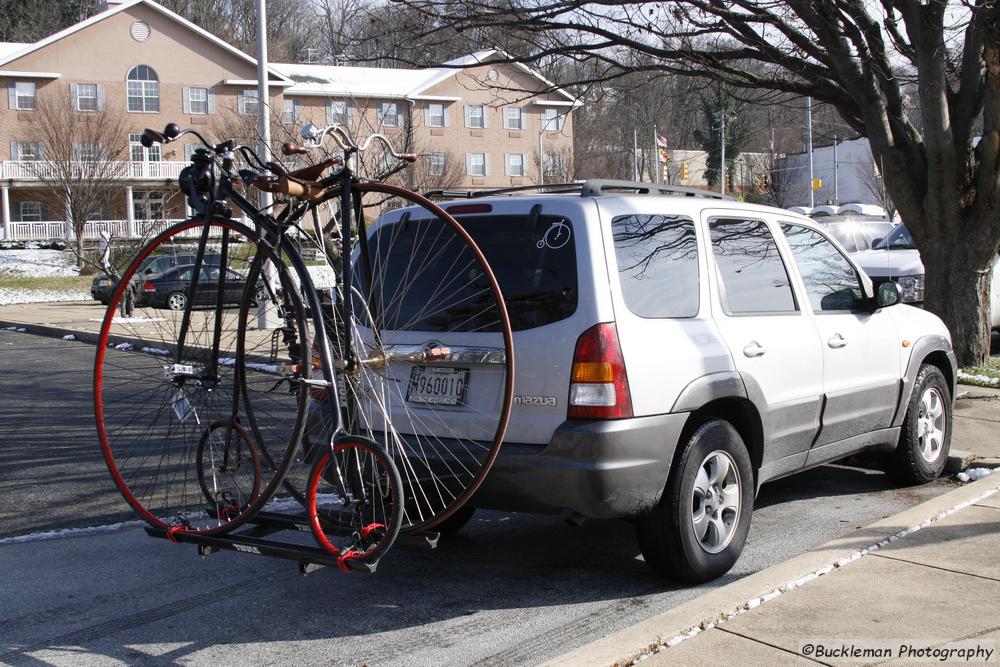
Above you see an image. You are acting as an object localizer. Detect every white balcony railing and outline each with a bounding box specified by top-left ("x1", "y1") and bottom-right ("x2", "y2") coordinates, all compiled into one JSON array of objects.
[
  {"x1": 6, "y1": 219, "x2": 188, "y2": 241},
  {"x1": 0, "y1": 160, "x2": 188, "y2": 181}
]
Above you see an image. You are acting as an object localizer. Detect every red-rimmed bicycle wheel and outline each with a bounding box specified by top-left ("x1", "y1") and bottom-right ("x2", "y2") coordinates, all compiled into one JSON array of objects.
[
  {"x1": 94, "y1": 217, "x2": 308, "y2": 535},
  {"x1": 307, "y1": 437, "x2": 403, "y2": 566}
]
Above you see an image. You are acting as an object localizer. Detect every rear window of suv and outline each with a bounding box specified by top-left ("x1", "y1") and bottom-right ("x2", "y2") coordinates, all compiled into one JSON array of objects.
[
  {"x1": 612, "y1": 214, "x2": 699, "y2": 318},
  {"x1": 365, "y1": 213, "x2": 578, "y2": 332}
]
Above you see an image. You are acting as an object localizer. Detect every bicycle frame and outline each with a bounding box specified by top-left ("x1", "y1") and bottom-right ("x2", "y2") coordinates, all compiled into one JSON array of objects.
[{"x1": 176, "y1": 150, "x2": 355, "y2": 456}]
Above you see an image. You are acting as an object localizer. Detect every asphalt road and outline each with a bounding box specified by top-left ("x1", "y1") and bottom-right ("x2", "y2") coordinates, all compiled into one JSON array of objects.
[{"x1": 0, "y1": 329, "x2": 960, "y2": 665}]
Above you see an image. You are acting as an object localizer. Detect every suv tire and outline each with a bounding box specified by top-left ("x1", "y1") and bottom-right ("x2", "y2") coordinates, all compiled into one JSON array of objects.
[
  {"x1": 889, "y1": 364, "x2": 952, "y2": 484},
  {"x1": 636, "y1": 419, "x2": 754, "y2": 583}
]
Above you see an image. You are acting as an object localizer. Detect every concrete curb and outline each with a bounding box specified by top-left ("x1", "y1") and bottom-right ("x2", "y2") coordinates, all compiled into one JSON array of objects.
[
  {"x1": 543, "y1": 473, "x2": 1000, "y2": 667},
  {"x1": 0, "y1": 319, "x2": 103, "y2": 346}
]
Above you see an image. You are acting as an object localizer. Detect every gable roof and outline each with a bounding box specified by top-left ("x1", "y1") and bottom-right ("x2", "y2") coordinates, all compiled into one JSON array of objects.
[{"x1": 0, "y1": 0, "x2": 291, "y2": 83}]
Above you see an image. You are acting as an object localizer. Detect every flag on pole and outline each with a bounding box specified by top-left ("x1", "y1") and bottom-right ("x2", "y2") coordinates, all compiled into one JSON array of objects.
[{"x1": 655, "y1": 132, "x2": 670, "y2": 162}]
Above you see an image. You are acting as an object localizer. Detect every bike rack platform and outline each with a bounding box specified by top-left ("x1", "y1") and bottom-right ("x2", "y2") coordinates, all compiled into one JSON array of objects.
[{"x1": 144, "y1": 510, "x2": 439, "y2": 575}]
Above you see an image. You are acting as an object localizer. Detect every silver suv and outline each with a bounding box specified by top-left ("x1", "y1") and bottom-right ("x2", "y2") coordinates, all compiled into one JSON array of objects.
[{"x1": 397, "y1": 180, "x2": 957, "y2": 583}]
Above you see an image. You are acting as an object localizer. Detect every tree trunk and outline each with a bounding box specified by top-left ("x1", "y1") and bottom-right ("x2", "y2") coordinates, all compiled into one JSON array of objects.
[{"x1": 922, "y1": 243, "x2": 993, "y2": 367}]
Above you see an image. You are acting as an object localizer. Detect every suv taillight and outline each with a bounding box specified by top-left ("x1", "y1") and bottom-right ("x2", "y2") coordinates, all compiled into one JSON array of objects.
[
  {"x1": 142, "y1": 280, "x2": 155, "y2": 292},
  {"x1": 568, "y1": 322, "x2": 633, "y2": 420}
]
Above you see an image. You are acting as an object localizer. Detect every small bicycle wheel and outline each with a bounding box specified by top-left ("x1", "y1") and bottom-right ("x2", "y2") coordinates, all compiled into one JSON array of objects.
[
  {"x1": 195, "y1": 420, "x2": 262, "y2": 521},
  {"x1": 307, "y1": 438, "x2": 403, "y2": 567},
  {"x1": 312, "y1": 182, "x2": 514, "y2": 533},
  {"x1": 94, "y1": 217, "x2": 308, "y2": 534}
]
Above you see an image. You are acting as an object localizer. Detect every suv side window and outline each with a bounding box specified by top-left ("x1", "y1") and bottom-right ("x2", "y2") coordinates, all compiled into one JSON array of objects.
[
  {"x1": 709, "y1": 218, "x2": 797, "y2": 315},
  {"x1": 780, "y1": 223, "x2": 865, "y2": 312},
  {"x1": 612, "y1": 214, "x2": 699, "y2": 318}
]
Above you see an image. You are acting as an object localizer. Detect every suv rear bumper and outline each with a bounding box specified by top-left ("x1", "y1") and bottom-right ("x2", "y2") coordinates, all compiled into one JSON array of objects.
[{"x1": 473, "y1": 412, "x2": 689, "y2": 519}]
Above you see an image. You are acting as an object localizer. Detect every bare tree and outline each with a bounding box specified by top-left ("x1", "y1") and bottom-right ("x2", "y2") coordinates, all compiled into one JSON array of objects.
[
  {"x1": 371, "y1": 0, "x2": 1000, "y2": 365},
  {"x1": 25, "y1": 94, "x2": 130, "y2": 266},
  {"x1": 861, "y1": 159, "x2": 899, "y2": 221}
]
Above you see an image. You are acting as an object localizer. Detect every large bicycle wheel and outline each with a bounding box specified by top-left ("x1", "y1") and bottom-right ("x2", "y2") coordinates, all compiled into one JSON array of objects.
[
  {"x1": 307, "y1": 437, "x2": 403, "y2": 568},
  {"x1": 308, "y1": 182, "x2": 514, "y2": 533},
  {"x1": 94, "y1": 217, "x2": 308, "y2": 534}
]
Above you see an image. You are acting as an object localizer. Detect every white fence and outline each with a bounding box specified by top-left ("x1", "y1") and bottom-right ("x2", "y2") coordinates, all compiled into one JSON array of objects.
[
  {"x1": 0, "y1": 160, "x2": 188, "y2": 181},
  {"x1": 5, "y1": 219, "x2": 187, "y2": 241}
]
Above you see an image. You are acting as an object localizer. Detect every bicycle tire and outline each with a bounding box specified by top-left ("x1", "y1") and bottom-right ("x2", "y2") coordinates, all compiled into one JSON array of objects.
[
  {"x1": 195, "y1": 419, "x2": 263, "y2": 520},
  {"x1": 307, "y1": 437, "x2": 403, "y2": 566},
  {"x1": 94, "y1": 217, "x2": 308, "y2": 535},
  {"x1": 305, "y1": 181, "x2": 514, "y2": 533}
]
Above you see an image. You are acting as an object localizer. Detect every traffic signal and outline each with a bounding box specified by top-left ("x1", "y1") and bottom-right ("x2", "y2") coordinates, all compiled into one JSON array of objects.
[
  {"x1": 680, "y1": 163, "x2": 689, "y2": 180},
  {"x1": 725, "y1": 173, "x2": 732, "y2": 190}
]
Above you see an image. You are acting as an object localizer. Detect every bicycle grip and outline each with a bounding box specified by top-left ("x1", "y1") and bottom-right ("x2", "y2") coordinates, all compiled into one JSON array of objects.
[
  {"x1": 397, "y1": 153, "x2": 418, "y2": 163},
  {"x1": 140, "y1": 128, "x2": 165, "y2": 148},
  {"x1": 282, "y1": 142, "x2": 308, "y2": 156}
]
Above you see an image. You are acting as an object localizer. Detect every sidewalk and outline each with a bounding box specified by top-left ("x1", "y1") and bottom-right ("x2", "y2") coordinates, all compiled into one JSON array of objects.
[{"x1": 547, "y1": 387, "x2": 1000, "y2": 667}]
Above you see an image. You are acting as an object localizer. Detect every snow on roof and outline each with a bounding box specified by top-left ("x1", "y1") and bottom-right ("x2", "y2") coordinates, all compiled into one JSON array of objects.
[
  {"x1": 0, "y1": 42, "x2": 30, "y2": 60},
  {"x1": 272, "y1": 62, "x2": 445, "y2": 99}
]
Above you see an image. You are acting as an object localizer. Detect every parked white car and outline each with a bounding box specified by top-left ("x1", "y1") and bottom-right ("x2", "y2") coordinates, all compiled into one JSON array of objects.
[
  {"x1": 389, "y1": 180, "x2": 957, "y2": 583},
  {"x1": 852, "y1": 223, "x2": 1000, "y2": 329}
]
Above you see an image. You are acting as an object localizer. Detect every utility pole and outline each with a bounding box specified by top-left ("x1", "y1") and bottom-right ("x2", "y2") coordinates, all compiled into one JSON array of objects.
[
  {"x1": 632, "y1": 129, "x2": 639, "y2": 182},
  {"x1": 833, "y1": 134, "x2": 839, "y2": 205},
  {"x1": 806, "y1": 96, "x2": 814, "y2": 208},
  {"x1": 719, "y1": 112, "x2": 726, "y2": 196}
]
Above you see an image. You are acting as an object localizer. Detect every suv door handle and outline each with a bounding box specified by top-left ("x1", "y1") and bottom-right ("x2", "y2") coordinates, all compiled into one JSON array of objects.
[
  {"x1": 743, "y1": 341, "x2": 766, "y2": 358},
  {"x1": 828, "y1": 334, "x2": 847, "y2": 349}
]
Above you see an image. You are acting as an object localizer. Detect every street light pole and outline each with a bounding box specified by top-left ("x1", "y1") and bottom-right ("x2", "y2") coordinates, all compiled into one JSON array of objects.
[{"x1": 255, "y1": 0, "x2": 277, "y2": 328}]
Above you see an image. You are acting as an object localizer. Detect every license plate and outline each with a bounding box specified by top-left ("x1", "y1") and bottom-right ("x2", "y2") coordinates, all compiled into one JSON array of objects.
[
  {"x1": 406, "y1": 367, "x2": 469, "y2": 406},
  {"x1": 98, "y1": 279, "x2": 112, "y2": 287}
]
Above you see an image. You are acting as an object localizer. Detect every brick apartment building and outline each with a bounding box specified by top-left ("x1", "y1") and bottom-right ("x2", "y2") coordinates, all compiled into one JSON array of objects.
[{"x1": 0, "y1": 0, "x2": 576, "y2": 241}]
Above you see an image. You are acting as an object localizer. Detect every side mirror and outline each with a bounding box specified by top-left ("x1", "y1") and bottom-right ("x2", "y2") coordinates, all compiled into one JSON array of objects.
[
  {"x1": 876, "y1": 281, "x2": 901, "y2": 308},
  {"x1": 163, "y1": 123, "x2": 181, "y2": 140},
  {"x1": 871, "y1": 237, "x2": 883, "y2": 248}
]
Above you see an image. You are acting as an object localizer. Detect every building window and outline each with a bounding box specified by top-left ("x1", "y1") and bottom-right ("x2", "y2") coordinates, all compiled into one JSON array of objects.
[
  {"x1": 466, "y1": 153, "x2": 488, "y2": 177},
  {"x1": 8, "y1": 81, "x2": 36, "y2": 110},
  {"x1": 126, "y1": 65, "x2": 159, "y2": 112},
  {"x1": 238, "y1": 89, "x2": 260, "y2": 116},
  {"x1": 133, "y1": 191, "x2": 165, "y2": 220},
  {"x1": 425, "y1": 103, "x2": 446, "y2": 127},
  {"x1": 505, "y1": 153, "x2": 525, "y2": 177},
  {"x1": 129, "y1": 133, "x2": 161, "y2": 162},
  {"x1": 503, "y1": 106, "x2": 524, "y2": 130},
  {"x1": 73, "y1": 142, "x2": 104, "y2": 162},
  {"x1": 282, "y1": 98, "x2": 301, "y2": 123},
  {"x1": 72, "y1": 83, "x2": 102, "y2": 112},
  {"x1": 327, "y1": 99, "x2": 350, "y2": 125},
  {"x1": 184, "y1": 87, "x2": 211, "y2": 114},
  {"x1": 541, "y1": 107, "x2": 564, "y2": 132},
  {"x1": 19, "y1": 202, "x2": 42, "y2": 222},
  {"x1": 379, "y1": 102, "x2": 400, "y2": 127},
  {"x1": 11, "y1": 142, "x2": 43, "y2": 161},
  {"x1": 465, "y1": 105, "x2": 485, "y2": 129},
  {"x1": 426, "y1": 153, "x2": 445, "y2": 176}
]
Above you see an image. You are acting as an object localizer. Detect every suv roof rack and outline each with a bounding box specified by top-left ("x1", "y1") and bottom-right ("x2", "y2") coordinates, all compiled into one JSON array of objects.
[{"x1": 422, "y1": 179, "x2": 733, "y2": 201}]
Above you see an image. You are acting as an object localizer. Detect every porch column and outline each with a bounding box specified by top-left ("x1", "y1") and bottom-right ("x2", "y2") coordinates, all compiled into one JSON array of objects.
[
  {"x1": 125, "y1": 186, "x2": 137, "y2": 238},
  {"x1": 1, "y1": 186, "x2": 9, "y2": 240}
]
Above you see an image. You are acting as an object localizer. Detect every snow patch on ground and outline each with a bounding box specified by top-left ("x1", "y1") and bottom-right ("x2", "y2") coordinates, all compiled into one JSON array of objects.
[
  {"x1": 62, "y1": 334, "x2": 76, "y2": 341},
  {"x1": 957, "y1": 466, "x2": 1000, "y2": 482},
  {"x1": 958, "y1": 370, "x2": 1000, "y2": 387},
  {"x1": 113, "y1": 342, "x2": 134, "y2": 351},
  {"x1": 308, "y1": 264, "x2": 337, "y2": 289},
  {"x1": 0, "y1": 520, "x2": 145, "y2": 546},
  {"x1": 0, "y1": 249, "x2": 79, "y2": 278},
  {"x1": 141, "y1": 346, "x2": 171, "y2": 356},
  {"x1": 2, "y1": 326, "x2": 26, "y2": 332},
  {"x1": 0, "y1": 288, "x2": 90, "y2": 305}
]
